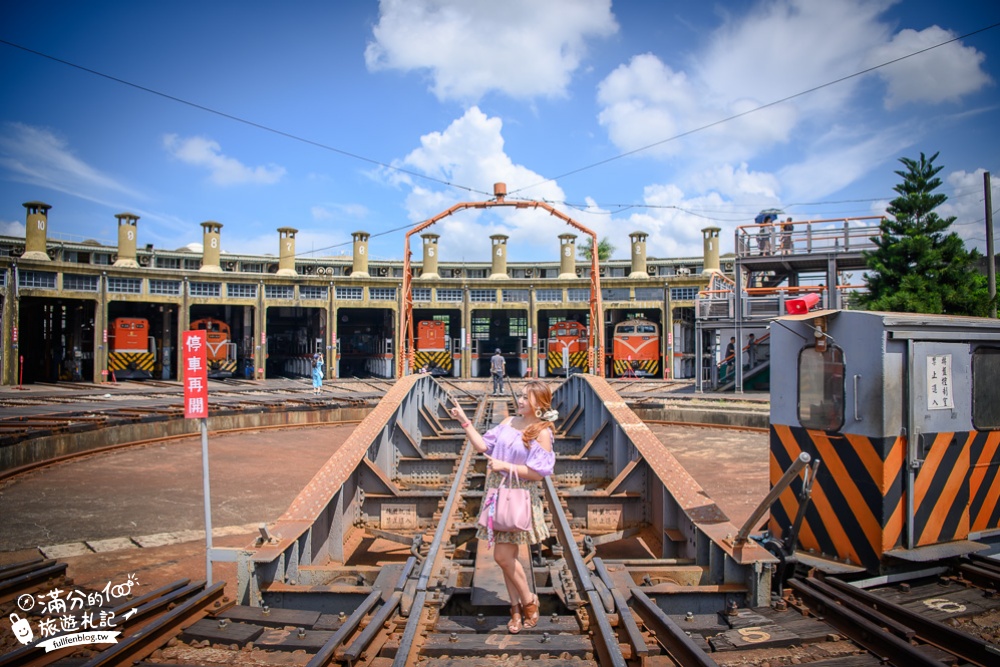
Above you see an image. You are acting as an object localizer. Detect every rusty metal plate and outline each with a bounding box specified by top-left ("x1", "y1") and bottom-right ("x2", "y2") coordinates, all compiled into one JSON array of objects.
[
  {"x1": 587, "y1": 503, "x2": 624, "y2": 531},
  {"x1": 381, "y1": 503, "x2": 418, "y2": 530}
]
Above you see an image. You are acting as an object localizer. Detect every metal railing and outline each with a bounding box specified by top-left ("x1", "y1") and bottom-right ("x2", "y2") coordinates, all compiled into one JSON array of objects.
[
  {"x1": 735, "y1": 216, "x2": 884, "y2": 258},
  {"x1": 697, "y1": 285, "x2": 868, "y2": 322}
]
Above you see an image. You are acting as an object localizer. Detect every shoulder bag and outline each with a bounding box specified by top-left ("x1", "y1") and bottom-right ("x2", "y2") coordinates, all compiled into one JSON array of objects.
[{"x1": 478, "y1": 468, "x2": 532, "y2": 532}]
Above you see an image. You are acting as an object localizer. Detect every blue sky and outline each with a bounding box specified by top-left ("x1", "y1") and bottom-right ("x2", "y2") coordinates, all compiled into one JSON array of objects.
[{"x1": 1, "y1": 0, "x2": 998, "y2": 264}]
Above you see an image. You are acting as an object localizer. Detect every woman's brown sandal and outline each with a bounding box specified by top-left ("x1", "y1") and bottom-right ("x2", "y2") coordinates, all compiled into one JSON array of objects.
[
  {"x1": 522, "y1": 595, "x2": 540, "y2": 628},
  {"x1": 507, "y1": 604, "x2": 523, "y2": 634}
]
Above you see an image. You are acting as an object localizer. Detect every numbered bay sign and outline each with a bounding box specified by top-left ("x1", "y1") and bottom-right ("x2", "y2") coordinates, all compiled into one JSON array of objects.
[{"x1": 183, "y1": 330, "x2": 209, "y2": 419}]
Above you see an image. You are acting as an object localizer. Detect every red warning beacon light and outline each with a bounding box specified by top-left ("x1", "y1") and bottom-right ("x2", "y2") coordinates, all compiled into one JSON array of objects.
[{"x1": 785, "y1": 292, "x2": 820, "y2": 315}]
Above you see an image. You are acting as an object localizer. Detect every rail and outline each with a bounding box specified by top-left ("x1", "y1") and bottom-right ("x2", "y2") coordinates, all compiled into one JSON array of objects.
[{"x1": 6, "y1": 376, "x2": 1000, "y2": 664}]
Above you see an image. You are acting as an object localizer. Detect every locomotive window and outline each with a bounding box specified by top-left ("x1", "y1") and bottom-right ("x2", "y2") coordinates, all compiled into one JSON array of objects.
[
  {"x1": 618, "y1": 325, "x2": 635, "y2": 333},
  {"x1": 797, "y1": 344, "x2": 845, "y2": 431},
  {"x1": 637, "y1": 324, "x2": 657, "y2": 333},
  {"x1": 972, "y1": 348, "x2": 1000, "y2": 430},
  {"x1": 134, "y1": 322, "x2": 145, "y2": 329}
]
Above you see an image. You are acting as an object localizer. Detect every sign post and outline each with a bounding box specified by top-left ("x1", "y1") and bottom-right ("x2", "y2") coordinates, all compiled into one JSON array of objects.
[{"x1": 182, "y1": 330, "x2": 213, "y2": 583}]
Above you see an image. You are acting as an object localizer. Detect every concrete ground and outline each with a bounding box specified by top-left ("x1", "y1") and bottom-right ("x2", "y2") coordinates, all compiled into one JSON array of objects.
[{"x1": 0, "y1": 420, "x2": 769, "y2": 606}]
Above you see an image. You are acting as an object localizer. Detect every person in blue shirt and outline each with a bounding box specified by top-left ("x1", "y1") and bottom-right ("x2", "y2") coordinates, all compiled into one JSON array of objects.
[{"x1": 311, "y1": 353, "x2": 324, "y2": 394}]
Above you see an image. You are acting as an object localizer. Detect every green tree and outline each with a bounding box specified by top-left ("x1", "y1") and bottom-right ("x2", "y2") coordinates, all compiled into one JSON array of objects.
[
  {"x1": 578, "y1": 236, "x2": 616, "y2": 261},
  {"x1": 858, "y1": 152, "x2": 994, "y2": 316}
]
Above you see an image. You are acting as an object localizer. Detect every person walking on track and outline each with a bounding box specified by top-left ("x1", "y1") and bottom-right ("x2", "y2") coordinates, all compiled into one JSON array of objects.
[{"x1": 490, "y1": 348, "x2": 505, "y2": 395}]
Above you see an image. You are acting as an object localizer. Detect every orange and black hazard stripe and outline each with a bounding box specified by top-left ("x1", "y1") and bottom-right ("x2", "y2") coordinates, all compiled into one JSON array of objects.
[
  {"x1": 413, "y1": 350, "x2": 452, "y2": 373},
  {"x1": 769, "y1": 424, "x2": 905, "y2": 572},
  {"x1": 547, "y1": 350, "x2": 589, "y2": 375},
  {"x1": 911, "y1": 431, "x2": 975, "y2": 547},
  {"x1": 771, "y1": 425, "x2": 1000, "y2": 571},
  {"x1": 970, "y1": 431, "x2": 1000, "y2": 534},
  {"x1": 613, "y1": 358, "x2": 659, "y2": 377},
  {"x1": 207, "y1": 358, "x2": 238, "y2": 378},
  {"x1": 108, "y1": 351, "x2": 155, "y2": 373}
]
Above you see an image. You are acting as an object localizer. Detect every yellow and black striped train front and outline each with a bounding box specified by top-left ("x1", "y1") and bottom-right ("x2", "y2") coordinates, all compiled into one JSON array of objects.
[
  {"x1": 613, "y1": 358, "x2": 659, "y2": 377},
  {"x1": 547, "y1": 350, "x2": 589, "y2": 375},
  {"x1": 108, "y1": 351, "x2": 155, "y2": 379},
  {"x1": 413, "y1": 350, "x2": 452, "y2": 373}
]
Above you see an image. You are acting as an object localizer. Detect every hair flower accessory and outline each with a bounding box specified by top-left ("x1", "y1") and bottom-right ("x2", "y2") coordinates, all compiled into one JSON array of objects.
[{"x1": 542, "y1": 409, "x2": 559, "y2": 422}]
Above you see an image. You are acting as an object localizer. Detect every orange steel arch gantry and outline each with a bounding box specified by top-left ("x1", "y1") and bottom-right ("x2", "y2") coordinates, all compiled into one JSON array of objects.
[{"x1": 400, "y1": 182, "x2": 604, "y2": 378}]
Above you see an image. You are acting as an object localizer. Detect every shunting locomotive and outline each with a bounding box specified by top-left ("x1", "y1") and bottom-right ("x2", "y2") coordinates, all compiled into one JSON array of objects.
[
  {"x1": 611, "y1": 318, "x2": 660, "y2": 377},
  {"x1": 546, "y1": 320, "x2": 589, "y2": 376},
  {"x1": 107, "y1": 317, "x2": 156, "y2": 380},
  {"x1": 414, "y1": 320, "x2": 452, "y2": 376},
  {"x1": 190, "y1": 317, "x2": 237, "y2": 379},
  {"x1": 763, "y1": 308, "x2": 1000, "y2": 580}
]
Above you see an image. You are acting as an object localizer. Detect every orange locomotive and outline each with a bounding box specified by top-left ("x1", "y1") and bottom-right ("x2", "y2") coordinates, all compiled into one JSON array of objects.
[
  {"x1": 612, "y1": 319, "x2": 660, "y2": 378},
  {"x1": 414, "y1": 320, "x2": 452, "y2": 376},
  {"x1": 546, "y1": 320, "x2": 589, "y2": 376},
  {"x1": 108, "y1": 317, "x2": 155, "y2": 380},
  {"x1": 190, "y1": 317, "x2": 237, "y2": 379}
]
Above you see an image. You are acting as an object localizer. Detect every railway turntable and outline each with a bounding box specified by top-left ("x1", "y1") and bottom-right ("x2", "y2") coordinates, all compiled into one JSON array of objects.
[{"x1": 4, "y1": 371, "x2": 1000, "y2": 665}]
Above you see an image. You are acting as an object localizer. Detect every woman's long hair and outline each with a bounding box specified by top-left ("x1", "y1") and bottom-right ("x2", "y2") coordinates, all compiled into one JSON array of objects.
[{"x1": 521, "y1": 380, "x2": 556, "y2": 447}]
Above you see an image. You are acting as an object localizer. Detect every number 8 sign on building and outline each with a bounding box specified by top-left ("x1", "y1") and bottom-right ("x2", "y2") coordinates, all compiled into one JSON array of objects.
[{"x1": 183, "y1": 330, "x2": 208, "y2": 419}]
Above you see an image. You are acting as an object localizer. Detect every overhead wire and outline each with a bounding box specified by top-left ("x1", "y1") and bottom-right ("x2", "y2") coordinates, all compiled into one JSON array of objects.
[
  {"x1": 0, "y1": 38, "x2": 494, "y2": 200},
  {"x1": 2, "y1": 21, "x2": 997, "y2": 249},
  {"x1": 506, "y1": 21, "x2": 1000, "y2": 197}
]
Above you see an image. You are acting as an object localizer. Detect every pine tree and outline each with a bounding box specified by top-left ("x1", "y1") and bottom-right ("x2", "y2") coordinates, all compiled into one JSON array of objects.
[{"x1": 858, "y1": 152, "x2": 994, "y2": 316}]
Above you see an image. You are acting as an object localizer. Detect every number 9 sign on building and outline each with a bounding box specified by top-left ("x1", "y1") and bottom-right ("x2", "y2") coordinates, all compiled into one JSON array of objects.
[{"x1": 183, "y1": 330, "x2": 208, "y2": 419}]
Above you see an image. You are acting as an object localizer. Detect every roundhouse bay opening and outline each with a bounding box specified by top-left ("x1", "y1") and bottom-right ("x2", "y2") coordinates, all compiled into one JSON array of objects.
[
  {"x1": 413, "y1": 309, "x2": 461, "y2": 377},
  {"x1": 188, "y1": 304, "x2": 254, "y2": 379},
  {"x1": 106, "y1": 302, "x2": 177, "y2": 381},
  {"x1": 336, "y1": 307, "x2": 394, "y2": 379},
  {"x1": 16, "y1": 296, "x2": 97, "y2": 384},
  {"x1": 264, "y1": 305, "x2": 326, "y2": 380},
  {"x1": 471, "y1": 306, "x2": 529, "y2": 378}
]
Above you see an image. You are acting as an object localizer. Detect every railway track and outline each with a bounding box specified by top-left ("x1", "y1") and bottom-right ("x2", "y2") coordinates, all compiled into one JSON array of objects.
[
  {"x1": 3, "y1": 376, "x2": 998, "y2": 665},
  {"x1": 0, "y1": 379, "x2": 388, "y2": 455},
  {"x1": 3, "y1": 553, "x2": 999, "y2": 665}
]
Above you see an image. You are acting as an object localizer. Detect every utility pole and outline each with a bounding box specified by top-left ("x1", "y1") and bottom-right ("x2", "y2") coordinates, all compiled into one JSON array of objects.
[{"x1": 987, "y1": 171, "x2": 996, "y2": 319}]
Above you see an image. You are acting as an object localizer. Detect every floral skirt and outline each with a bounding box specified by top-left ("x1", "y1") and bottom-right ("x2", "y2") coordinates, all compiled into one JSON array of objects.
[{"x1": 477, "y1": 469, "x2": 550, "y2": 545}]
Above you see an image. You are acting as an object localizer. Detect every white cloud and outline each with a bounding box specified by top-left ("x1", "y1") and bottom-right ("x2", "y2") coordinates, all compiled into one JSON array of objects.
[
  {"x1": 696, "y1": 0, "x2": 893, "y2": 108},
  {"x1": 596, "y1": 54, "x2": 704, "y2": 158},
  {"x1": 0, "y1": 122, "x2": 141, "y2": 200},
  {"x1": 865, "y1": 26, "x2": 993, "y2": 109},
  {"x1": 595, "y1": 1, "x2": 991, "y2": 176},
  {"x1": 394, "y1": 107, "x2": 609, "y2": 261},
  {"x1": 311, "y1": 206, "x2": 335, "y2": 221},
  {"x1": 685, "y1": 163, "x2": 780, "y2": 201},
  {"x1": 311, "y1": 203, "x2": 369, "y2": 222},
  {"x1": 162, "y1": 134, "x2": 286, "y2": 186},
  {"x1": 622, "y1": 185, "x2": 739, "y2": 259},
  {"x1": 776, "y1": 124, "x2": 915, "y2": 201},
  {"x1": 365, "y1": 0, "x2": 617, "y2": 101},
  {"x1": 941, "y1": 168, "x2": 1000, "y2": 253},
  {"x1": 1, "y1": 220, "x2": 26, "y2": 237},
  {"x1": 596, "y1": 1, "x2": 896, "y2": 163},
  {"x1": 215, "y1": 228, "x2": 354, "y2": 259}
]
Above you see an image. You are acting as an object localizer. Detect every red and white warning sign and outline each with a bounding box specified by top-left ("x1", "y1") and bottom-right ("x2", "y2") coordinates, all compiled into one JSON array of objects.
[{"x1": 182, "y1": 330, "x2": 208, "y2": 419}]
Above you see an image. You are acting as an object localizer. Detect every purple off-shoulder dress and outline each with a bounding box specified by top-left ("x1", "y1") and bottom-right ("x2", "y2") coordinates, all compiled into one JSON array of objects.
[{"x1": 478, "y1": 420, "x2": 556, "y2": 545}]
